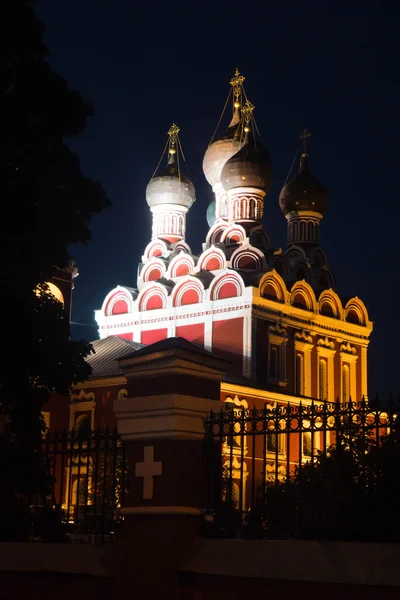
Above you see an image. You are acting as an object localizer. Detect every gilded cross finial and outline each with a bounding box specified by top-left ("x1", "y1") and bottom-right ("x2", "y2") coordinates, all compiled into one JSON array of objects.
[
  {"x1": 299, "y1": 128, "x2": 311, "y2": 155},
  {"x1": 230, "y1": 68, "x2": 245, "y2": 101},
  {"x1": 168, "y1": 123, "x2": 180, "y2": 145},
  {"x1": 242, "y1": 100, "x2": 255, "y2": 125},
  {"x1": 168, "y1": 123, "x2": 180, "y2": 155}
]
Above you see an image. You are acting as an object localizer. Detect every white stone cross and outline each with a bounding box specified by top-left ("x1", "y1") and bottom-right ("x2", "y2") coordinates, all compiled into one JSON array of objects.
[{"x1": 135, "y1": 446, "x2": 162, "y2": 500}]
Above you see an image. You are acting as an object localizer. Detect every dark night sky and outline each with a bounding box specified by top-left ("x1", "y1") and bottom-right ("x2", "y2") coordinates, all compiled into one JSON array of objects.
[{"x1": 35, "y1": 1, "x2": 397, "y2": 396}]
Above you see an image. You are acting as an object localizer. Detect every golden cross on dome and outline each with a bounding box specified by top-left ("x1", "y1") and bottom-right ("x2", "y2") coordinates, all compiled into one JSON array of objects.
[
  {"x1": 299, "y1": 128, "x2": 311, "y2": 154},
  {"x1": 230, "y1": 68, "x2": 245, "y2": 101},
  {"x1": 242, "y1": 100, "x2": 255, "y2": 125},
  {"x1": 168, "y1": 123, "x2": 180, "y2": 145},
  {"x1": 168, "y1": 123, "x2": 180, "y2": 155}
]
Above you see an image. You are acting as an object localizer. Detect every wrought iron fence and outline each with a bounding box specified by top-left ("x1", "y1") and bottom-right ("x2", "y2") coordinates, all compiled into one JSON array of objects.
[
  {"x1": 203, "y1": 399, "x2": 399, "y2": 540},
  {"x1": 31, "y1": 428, "x2": 126, "y2": 543}
]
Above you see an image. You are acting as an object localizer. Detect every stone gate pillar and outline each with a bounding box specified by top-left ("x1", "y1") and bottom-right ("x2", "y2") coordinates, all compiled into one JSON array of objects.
[{"x1": 112, "y1": 338, "x2": 228, "y2": 600}]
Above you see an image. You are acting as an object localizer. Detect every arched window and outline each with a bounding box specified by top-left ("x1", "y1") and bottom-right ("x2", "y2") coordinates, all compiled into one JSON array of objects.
[
  {"x1": 293, "y1": 292, "x2": 307, "y2": 309},
  {"x1": 347, "y1": 309, "x2": 360, "y2": 324},
  {"x1": 342, "y1": 364, "x2": 350, "y2": 403},
  {"x1": 295, "y1": 353, "x2": 304, "y2": 395},
  {"x1": 45, "y1": 282, "x2": 64, "y2": 305},
  {"x1": 319, "y1": 359, "x2": 327, "y2": 400},
  {"x1": 74, "y1": 414, "x2": 91, "y2": 442},
  {"x1": 320, "y1": 302, "x2": 334, "y2": 318}
]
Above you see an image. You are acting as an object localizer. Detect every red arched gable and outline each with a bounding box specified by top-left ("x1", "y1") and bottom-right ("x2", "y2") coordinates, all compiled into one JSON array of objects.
[
  {"x1": 237, "y1": 255, "x2": 258, "y2": 269},
  {"x1": 204, "y1": 257, "x2": 222, "y2": 271},
  {"x1": 218, "y1": 282, "x2": 239, "y2": 299},
  {"x1": 147, "y1": 267, "x2": 162, "y2": 281},
  {"x1": 181, "y1": 288, "x2": 200, "y2": 305},
  {"x1": 112, "y1": 299, "x2": 128, "y2": 315},
  {"x1": 175, "y1": 263, "x2": 190, "y2": 277},
  {"x1": 229, "y1": 234, "x2": 241, "y2": 243},
  {"x1": 213, "y1": 230, "x2": 223, "y2": 243},
  {"x1": 147, "y1": 294, "x2": 164, "y2": 310}
]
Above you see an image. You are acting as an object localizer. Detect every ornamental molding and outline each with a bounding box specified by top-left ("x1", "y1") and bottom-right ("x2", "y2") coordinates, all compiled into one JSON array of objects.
[
  {"x1": 118, "y1": 388, "x2": 128, "y2": 401},
  {"x1": 70, "y1": 389, "x2": 95, "y2": 404},
  {"x1": 317, "y1": 337, "x2": 335, "y2": 349},
  {"x1": 252, "y1": 304, "x2": 371, "y2": 342},
  {"x1": 269, "y1": 323, "x2": 288, "y2": 339},
  {"x1": 294, "y1": 329, "x2": 313, "y2": 344},
  {"x1": 340, "y1": 341, "x2": 357, "y2": 355}
]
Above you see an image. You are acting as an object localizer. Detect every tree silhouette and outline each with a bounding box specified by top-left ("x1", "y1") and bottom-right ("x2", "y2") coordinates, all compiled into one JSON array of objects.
[
  {"x1": 0, "y1": 0, "x2": 111, "y2": 537},
  {"x1": 263, "y1": 418, "x2": 400, "y2": 542}
]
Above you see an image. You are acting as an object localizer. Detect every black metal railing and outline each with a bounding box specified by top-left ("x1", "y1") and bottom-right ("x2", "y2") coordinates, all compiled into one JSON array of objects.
[
  {"x1": 31, "y1": 428, "x2": 126, "y2": 543},
  {"x1": 203, "y1": 399, "x2": 400, "y2": 540}
]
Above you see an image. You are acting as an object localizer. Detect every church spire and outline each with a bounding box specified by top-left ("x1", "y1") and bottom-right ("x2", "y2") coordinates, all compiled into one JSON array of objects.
[
  {"x1": 229, "y1": 68, "x2": 245, "y2": 127},
  {"x1": 146, "y1": 124, "x2": 195, "y2": 244},
  {"x1": 299, "y1": 128, "x2": 311, "y2": 170},
  {"x1": 279, "y1": 129, "x2": 328, "y2": 247}
]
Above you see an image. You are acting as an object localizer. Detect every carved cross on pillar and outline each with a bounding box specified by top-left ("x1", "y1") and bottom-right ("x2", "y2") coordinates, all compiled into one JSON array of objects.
[{"x1": 135, "y1": 446, "x2": 162, "y2": 500}]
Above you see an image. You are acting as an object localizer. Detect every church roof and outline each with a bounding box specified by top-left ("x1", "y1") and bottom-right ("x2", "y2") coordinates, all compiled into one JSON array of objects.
[
  {"x1": 87, "y1": 336, "x2": 144, "y2": 379},
  {"x1": 122, "y1": 336, "x2": 225, "y2": 362}
]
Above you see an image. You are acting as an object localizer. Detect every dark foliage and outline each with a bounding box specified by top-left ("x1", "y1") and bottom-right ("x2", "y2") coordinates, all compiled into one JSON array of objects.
[
  {"x1": 206, "y1": 407, "x2": 400, "y2": 542},
  {"x1": 0, "y1": 0, "x2": 111, "y2": 537},
  {"x1": 263, "y1": 424, "x2": 400, "y2": 542}
]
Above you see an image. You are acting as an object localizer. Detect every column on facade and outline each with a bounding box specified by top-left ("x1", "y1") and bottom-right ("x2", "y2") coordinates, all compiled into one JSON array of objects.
[
  {"x1": 294, "y1": 332, "x2": 313, "y2": 397},
  {"x1": 316, "y1": 345, "x2": 336, "y2": 402},
  {"x1": 340, "y1": 345, "x2": 358, "y2": 403},
  {"x1": 360, "y1": 345, "x2": 368, "y2": 401},
  {"x1": 267, "y1": 324, "x2": 288, "y2": 387}
]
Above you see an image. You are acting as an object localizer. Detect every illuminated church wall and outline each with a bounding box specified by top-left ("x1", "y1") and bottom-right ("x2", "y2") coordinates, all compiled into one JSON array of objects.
[{"x1": 94, "y1": 71, "x2": 373, "y2": 404}]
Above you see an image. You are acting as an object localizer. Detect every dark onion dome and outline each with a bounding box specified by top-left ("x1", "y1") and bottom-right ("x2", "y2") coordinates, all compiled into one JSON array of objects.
[
  {"x1": 206, "y1": 200, "x2": 216, "y2": 228},
  {"x1": 146, "y1": 153, "x2": 195, "y2": 209},
  {"x1": 220, "y1": 132, "x2": 272, "y2": 193},
  {"x1": 279, "y1": 155, "x2": 328, "y2": 216},
  {"x1": 202, "y1": 107, "x2": 242, "y2": 187}
]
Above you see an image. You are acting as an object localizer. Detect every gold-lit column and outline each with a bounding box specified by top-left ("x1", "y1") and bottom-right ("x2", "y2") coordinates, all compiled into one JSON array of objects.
[
  {"x1": 361, "y1": 345, "x2": 368, "y2": 401},
  {"x1": 268, "y1": 325, "x2": 288, "y2": 387},
  {"x1": 340, "y1": 349, "x2": 358, "y2": 402},
  {"x1": 294, "y1": 337, "x2": 313, "y2": 397},
  {"x1": 316, "y1": 345, "x2": 336, "y2": 402}
]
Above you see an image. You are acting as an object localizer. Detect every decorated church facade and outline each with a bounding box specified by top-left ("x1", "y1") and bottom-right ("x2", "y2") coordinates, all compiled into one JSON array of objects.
[{"x1": 45, "y1": 69, "x2": 372, "y2": 435}]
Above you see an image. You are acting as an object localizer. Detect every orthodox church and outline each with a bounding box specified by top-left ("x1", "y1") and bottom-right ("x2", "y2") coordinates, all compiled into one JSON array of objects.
[{"x1": 45, "y1": 69, "x2": 372, "y2": 434}]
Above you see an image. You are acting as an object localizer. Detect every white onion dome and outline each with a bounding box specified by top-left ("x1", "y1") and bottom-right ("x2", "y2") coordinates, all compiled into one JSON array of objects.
[
  {"x1": 202, "y1": 107, "x2": 242, "y2": 187},
  {"x1": 221, "y1": 132, "x2": 272, "y2": 193},
  {"x1": 146, "y1": 153, "x2": 195, "y2": 209}
]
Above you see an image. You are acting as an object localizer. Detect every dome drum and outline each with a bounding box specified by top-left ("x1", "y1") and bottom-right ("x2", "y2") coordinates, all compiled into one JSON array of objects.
[{"x1": 227, "y1": 189, "x2": 264, "y2": 223}]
